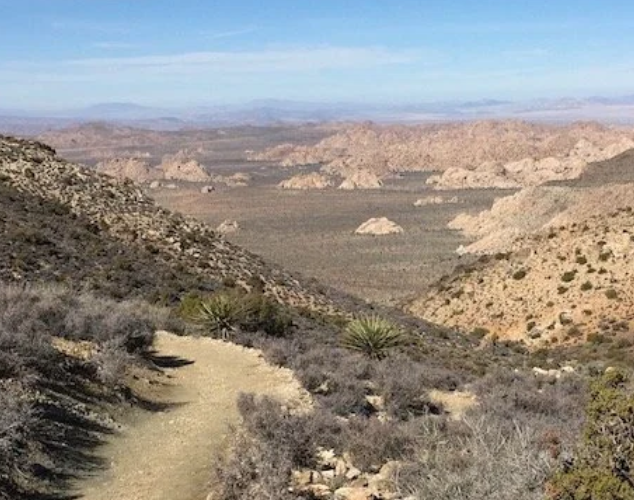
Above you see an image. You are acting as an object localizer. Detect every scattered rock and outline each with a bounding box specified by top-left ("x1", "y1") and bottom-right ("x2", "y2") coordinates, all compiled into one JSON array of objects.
[
  {"x1": 414, "y1": 195, "x2": 459, "y2": 206},
  {"x1": 216, "y1": 220, "x2": 240, "y2": 235},
  {"x1": 201, "y1": 185, "x2": 215, "y2": 194}
]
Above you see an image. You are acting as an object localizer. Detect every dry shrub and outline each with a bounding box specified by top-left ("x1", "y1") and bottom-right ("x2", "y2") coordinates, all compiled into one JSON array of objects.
[{"x1": 398, "y1": 415, "x2": 554, "y2": 500}]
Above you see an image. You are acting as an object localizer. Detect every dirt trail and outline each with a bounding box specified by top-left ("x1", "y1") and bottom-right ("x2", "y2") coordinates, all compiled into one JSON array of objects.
[{"x1": 75, "y1": 331, "x2": 307, "y2": 500}]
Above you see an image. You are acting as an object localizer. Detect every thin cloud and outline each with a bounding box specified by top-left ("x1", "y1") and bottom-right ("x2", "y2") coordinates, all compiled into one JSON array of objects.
[{"x1": 61, "y1": 46, "x2": 418, "y2": 73}]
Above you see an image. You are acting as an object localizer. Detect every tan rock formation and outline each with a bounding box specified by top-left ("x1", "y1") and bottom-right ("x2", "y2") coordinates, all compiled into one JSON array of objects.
[
  {"x1": 278, "y1": 172, "x2": 333, "y2": 190},
  {"x1": 95, "y1": 157, "x2": 160, "y2": 183},
  {"x1": 450, "y1": 184, "x2": 634, "y2": 254},
  {"x1": 428, "y1": 138, "x2": 634, "y2": 189},
  {"x1": 161, "y1": 151, "x2": 211, "y2": 182},
  {"x1": 354, "y1": 217, "x2": 403, "y2": 236},
  {"x1": 251, "y1": 121, "x2": 634, "y2": 180},
  {"x1": 338, "y1": 169, "x2": 383, "y2": 190},
  {"x1": 409, "y1": 207, "x2": 634, "y2": 345},
  {"x1": 413, "y1": 195, "x2": 459, "y2": 206},
  {"x1": 216, "y1": 220, "x2": 240, "y2": 235}
]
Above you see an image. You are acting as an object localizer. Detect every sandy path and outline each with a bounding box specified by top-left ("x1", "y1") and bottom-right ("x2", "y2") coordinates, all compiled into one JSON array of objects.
[{"x1": 75, "y1": 331, "x2": 307, "y2": 500}]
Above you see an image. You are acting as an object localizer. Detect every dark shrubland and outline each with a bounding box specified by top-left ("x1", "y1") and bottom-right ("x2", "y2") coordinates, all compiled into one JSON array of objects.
[{"x1": 0, "y1": 282, "x2": 166, "y2": 498}]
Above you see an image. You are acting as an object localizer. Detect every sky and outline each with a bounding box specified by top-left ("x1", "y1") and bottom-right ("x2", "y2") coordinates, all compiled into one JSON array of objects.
[{"x1": 1, "y1": 0, "x2": 634, "y2": 110}]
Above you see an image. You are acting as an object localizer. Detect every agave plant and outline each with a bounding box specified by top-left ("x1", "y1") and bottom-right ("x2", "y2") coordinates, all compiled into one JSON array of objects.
[
  {"x1": 341, "y1": 315, "x2": 404, "y2": 360},
  {"x1": 191, "y1": 292, "x2": 249, "y2": 339}
]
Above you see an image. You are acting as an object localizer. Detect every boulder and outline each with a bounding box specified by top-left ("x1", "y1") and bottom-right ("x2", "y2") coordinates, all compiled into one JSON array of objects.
[
  {"x1": 279, "y1": 172, "x2": 333, "y2": 190},
  {"x1": 216, "y1": 220, "x2": 239, "y2": 235},
  {"x1": 355, "y1": 217, "x2": 404, "y2": 236}
]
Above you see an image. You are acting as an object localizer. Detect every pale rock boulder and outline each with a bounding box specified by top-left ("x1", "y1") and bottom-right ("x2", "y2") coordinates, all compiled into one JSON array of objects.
[
  {"x1": 96, "y1": 157, "x2": 160, "y2": 183},
  {"x1": 278, "y1": 172, "x2": 333, "y2": 190},
  {"x1": 355, "y1": 217, "x2": 403, "y2": 236},
  {"x1": 161, "y1": 151, "x2": 211, "y2": 182},
  {"x1": 216, "y1": 220, "x2": 240, "y2": 235},
  {"x1": 414, "y1": 195, "x2": 459, "y2": 206},
  {"x1": 338, "y1": 169, "x2": 383, "y2": 190}
]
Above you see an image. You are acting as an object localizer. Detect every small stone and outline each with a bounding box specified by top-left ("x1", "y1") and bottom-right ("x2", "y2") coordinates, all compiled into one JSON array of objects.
[
  {"x1": 334, "y1": 486, "x2": 374, "y2": 500},
  {"x1": 346, "y1": 466, "x2": 362, "y2": 480}
]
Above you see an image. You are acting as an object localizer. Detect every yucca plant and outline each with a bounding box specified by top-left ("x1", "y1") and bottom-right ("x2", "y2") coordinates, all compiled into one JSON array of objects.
[
  {"x1": 341, "y1": 315, "x2": 404, "y2": 360},
  {"x1": 191, "y1": 292, "x2": 249, "y2": 339}
]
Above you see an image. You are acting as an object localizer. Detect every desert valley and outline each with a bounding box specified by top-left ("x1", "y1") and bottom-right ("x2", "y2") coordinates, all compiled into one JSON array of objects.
[
  {"x1": 2, "y1": 114, "x2": 634, "y2": 500},
  {"x1": 5, "y1": 2, "x2": 634, "y2": 499}
]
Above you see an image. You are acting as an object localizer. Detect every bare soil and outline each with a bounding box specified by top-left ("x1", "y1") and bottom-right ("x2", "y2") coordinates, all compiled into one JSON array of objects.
[
  {"x1": 153, "y1": 172, "x2": 507, "y2": 305},
  {"x1": 73, "y1": 331, "x2": 307, "y2": 500}
]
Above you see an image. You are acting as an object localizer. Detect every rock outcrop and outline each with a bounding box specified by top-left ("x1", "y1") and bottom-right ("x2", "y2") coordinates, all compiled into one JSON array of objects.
[
  {"x1": 161, "y1": 151, "x2": 211, "y2": 182},
  {"x1": 409, "y1": 207, "x2": 634, "y2": 345},
  {"x1": 338, "y1": 169, "x2": 383, "y2": 190},
  {"x1": 450, "y1": 184, "x2": 634, "y2": 254},
  {"x1": 95, "y1": 157, "x2": 161, "y2": 183},
  {"x1": 427, "y1": 138, "x2": 634, "y2": 189},
  {"x1": 251, "y1": 121, "x2": 634, "y2": 181},
  {"x1": 354, "y1": 217, "x2": 404, "y2": 236},
  {"x1": 279, "y1": 172, "x2": 333, "y2": 190},
  {"x1": 216, "y1": 219, "x2": 240, "y2": 235}
]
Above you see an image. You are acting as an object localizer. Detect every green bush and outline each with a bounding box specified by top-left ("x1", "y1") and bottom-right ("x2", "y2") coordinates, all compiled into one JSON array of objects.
[
  {"x1": 341, "y1": 315, "x2": 404, "y2": 360},
  {"x1": 547, "y1": 370, "x2": 634, "y2": 499},
  {"x1": 186, "y1": 290, "x2": 293, "y2": 339}
]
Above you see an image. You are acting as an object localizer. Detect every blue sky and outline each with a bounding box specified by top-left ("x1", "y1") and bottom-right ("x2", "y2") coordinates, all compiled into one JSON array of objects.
[{"x1": 2, "y1": 0, "x2": 634, "y2": 109}]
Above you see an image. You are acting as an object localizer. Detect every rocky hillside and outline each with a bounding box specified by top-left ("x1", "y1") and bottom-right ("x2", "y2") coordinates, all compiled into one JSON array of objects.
[
  {"x1": 449, "y1": 149, "x2": 634, "y2": 254},
  {"x1": 409, "y1": 207, "x2": 634, "y2": 345},
  {"x1": 250, "y1": 121, "x2": 634, "y2": 185},
  {"x1": 0, "y1": 135, "x2": 336, "y2": 313}
]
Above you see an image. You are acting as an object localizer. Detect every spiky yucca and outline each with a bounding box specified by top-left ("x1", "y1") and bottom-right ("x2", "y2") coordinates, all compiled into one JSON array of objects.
[
  {"x1": 341, "y1": 315, "x2": 403, "y2": 359},
  {"x1": 192, "y1": 292, "x2": 250, "y2": 339}
]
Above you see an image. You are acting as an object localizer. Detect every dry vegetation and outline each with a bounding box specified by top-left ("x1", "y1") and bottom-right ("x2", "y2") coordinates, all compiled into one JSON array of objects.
[
  {"x1": 0, "y1": 283, "x2": 166, "y2": 499},
  {"x1": 3, "y1": 126, "x2": 634, "y2": 499}
]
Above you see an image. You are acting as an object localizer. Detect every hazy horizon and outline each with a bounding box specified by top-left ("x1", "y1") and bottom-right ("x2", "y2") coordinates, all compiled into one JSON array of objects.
[{"x1": 2, "y1": 0, "x2": 634, "y2": 110}]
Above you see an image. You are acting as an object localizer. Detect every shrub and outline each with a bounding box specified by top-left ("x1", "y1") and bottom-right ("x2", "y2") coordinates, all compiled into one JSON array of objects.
[
  {"x1": 513, "y1": 269, "x2": 528, "y2": 280},
  {"x1": 561, "y1": 271, "x2": 577, "y2": 283},
  {"x1": 547, "y1": 370, "x2": 634, "y2": 500},
  {"x1": 341, "y1": 315, "x2": 404, "y2": 360},
  {"x1": 189, "y1": 291, "x2": 248, "y2": 339},
  {"x1": 605, "y1": 289, "x2": 619, "y2": 300},
  {"x1": 580, "y1": 281, "x2": 593, "y2": 291}
]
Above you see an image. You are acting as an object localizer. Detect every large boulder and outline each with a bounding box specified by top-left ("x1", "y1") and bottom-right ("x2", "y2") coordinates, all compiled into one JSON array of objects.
[
  {"x1": 338, "y1": 169, "x2": 383, "y2": 190},
  {"x1": 95, "y1": 157, "x2": 160, "y2": 183},
  {"x1": 278, "y1": 172, "x2": 333, "y2": 190},
  {"x1": 161, "y1": 151, "x2": 211, "y2": 182},
  {"x1": 354, "y1": 217, "x2": 403, "y2": 236}
]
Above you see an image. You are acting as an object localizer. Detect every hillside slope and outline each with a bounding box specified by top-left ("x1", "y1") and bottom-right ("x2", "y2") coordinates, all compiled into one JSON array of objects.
[
  {"x1": 0, "y1": 135, "x2": 336, "y2": 313},
  {"x1": 410, "y1": 207, "x2": 634, "y2": 345}
]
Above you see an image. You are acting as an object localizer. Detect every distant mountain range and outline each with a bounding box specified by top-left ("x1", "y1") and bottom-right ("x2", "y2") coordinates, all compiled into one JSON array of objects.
[{"x1": 2, "y1": 95, "x2": 634, "y2": 134}]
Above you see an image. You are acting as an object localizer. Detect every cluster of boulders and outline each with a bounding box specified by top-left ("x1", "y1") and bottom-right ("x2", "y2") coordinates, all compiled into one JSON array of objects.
[
  {"x1": 427, "y1": 137, "x2": 634, "y2": 189},
  {"x1": 250, "y1": 121, "x2": 634, "y2": 183},
  {"x1": 290, "y1": 450, "x2": 411, "y2": 500},
  {"x1": 278, "y1": 169, "x2": 383, "y2": 191}
]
